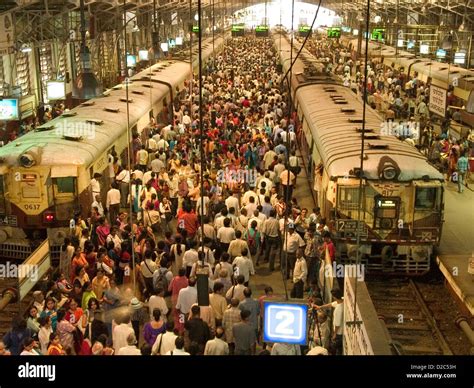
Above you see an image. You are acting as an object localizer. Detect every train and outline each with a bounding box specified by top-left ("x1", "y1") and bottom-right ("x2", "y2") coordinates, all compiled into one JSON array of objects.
[
  {"x1": 273, "y1": 31, "x2": 445, "y2": 275},
  {"x1": 343, "y1": 37, "x2": 474, "y2": 127},
  {"x1": 0, "y1": 35, "x2": 226, "y2": 259}
]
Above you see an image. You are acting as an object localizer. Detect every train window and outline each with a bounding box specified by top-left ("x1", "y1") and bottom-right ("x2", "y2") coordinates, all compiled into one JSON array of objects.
[
  {"x1": 54, "y1": 177, "x2": 76, "y2": 194},
  {"x1": 415, "y1": 187, "x2": 436, "y2": 209},
  {"x1": 338, "y1": 187, "x2": 360, "y2": 209}
]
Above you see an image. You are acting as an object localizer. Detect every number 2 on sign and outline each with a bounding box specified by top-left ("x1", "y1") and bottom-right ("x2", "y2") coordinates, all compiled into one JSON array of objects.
[{"x1": 274, "y1": 311, "x2": 295, "y2": 335}]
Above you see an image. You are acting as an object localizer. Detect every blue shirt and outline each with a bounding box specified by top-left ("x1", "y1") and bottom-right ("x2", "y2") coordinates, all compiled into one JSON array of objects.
[{"x1": 457, "y1": 156, "x2": 469, "y2": 173}]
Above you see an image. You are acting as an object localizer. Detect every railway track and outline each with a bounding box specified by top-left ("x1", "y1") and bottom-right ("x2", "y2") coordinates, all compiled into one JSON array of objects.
[{"x1": 366, "y1": 277, "x2": 453, "y2": 356}]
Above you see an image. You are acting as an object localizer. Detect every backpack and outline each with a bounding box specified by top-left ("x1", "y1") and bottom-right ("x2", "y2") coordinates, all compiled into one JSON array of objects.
[
  {"x1": 247, "y1": 228, "x2": 258, "y2": 256},
  {"x1": 153, "y1": 269, "x2": 170, "y2": 296}
]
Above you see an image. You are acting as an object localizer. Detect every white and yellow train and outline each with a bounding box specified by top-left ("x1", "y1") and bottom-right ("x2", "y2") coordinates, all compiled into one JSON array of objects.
[
  {"x1": 274, "y1": 32, "x2": 445, "y2": 275},
  {"x1": 0, "y1": 36, "x2": 225, "y2": 259}
]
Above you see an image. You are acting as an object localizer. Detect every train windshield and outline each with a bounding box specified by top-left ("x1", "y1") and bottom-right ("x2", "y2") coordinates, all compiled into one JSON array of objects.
[{"x1": 415, "y1": 187, "x2": 437, "y2": 209}]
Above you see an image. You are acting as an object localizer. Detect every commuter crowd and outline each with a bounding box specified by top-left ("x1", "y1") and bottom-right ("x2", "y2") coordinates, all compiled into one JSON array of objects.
[{"x1": 1, "y1": 37, "x2": 342, "y2": 357}]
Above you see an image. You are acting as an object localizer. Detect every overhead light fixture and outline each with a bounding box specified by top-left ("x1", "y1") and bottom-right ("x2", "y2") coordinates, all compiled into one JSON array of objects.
[
  {"x1": 374, "y1": 15, "x2": 382, "y2": 23},
  {"x1": 194, "y1": 13, "x2": 199, "y2": 21},
  {"x1": 459, "y1": 19, "x2": 465, "y2": 31}
]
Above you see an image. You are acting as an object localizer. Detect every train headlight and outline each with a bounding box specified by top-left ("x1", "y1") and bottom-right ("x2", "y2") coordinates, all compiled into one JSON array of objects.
[
  {"x1": 43, "y1": 212, "x2": 55, "y2": 223},
  {"x1": 382, "y1": 166, "x2": 397, "y2": 180}
]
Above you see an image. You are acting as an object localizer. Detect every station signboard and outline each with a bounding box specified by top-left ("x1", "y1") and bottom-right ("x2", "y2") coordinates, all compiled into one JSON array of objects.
[
  {"x1": 263, "y1": 301, "x2": 308, "y2": 345},
  {"x1": 429, "y1": 85, "x2": 447, "y2": 117}
]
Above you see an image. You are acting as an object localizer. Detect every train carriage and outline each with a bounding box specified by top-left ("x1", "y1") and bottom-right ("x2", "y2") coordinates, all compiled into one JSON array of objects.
[
  {"x1": 0, "y1": 36, "x2": 225, "y2": 259},
  {"x1": 274, "y1": 32, "x2": 445, "y2": 275}
]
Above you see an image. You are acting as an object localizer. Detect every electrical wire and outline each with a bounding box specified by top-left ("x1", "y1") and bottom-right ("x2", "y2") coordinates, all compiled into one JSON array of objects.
[
  {"x1": 352, "y1": 0, "x2": 371, "y2": 339},
  {"x1": 279, "y1": 0, "x2": 322, "y2": 301}
]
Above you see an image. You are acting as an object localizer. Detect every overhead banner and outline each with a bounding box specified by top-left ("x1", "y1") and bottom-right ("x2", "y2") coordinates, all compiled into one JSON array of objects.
[
  {"x1": 429, "y1": 85, "x2": 447, "y2": 117},
  {"x1": 0, "y1": 13, "x2": 14, "y2": 55}
]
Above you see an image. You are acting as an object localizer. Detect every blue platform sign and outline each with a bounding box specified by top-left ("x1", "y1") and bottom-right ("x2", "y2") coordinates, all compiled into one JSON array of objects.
[{"x1": 263, "y1": 301, "x2": 308, "y2": 345}]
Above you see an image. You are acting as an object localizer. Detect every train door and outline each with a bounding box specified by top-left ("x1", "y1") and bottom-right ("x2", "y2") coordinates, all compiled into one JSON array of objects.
[{"x1": 50, "y1": 166, "x2": 78, "y2": 221}]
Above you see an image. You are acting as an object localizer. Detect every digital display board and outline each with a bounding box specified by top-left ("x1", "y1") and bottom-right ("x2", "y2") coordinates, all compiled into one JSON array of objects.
[
  {"x1": 138, "y1": 50, "x2": 149, "y2": 61},
  {"x1": 0, "y1": 99, "x2": 19, "y2": 121},
  {"x1": 327, "y1": 27, "x2": 341, "y2": 38},
  {"x1": 419, "y1": 44, "x2": 429, "y2": 54},
  {"x1": 454, "y1": 52, "x2": 466, "y2": 64},
  {"x1": 371, "y1": 28, "x2": 385, "y2": 41},
  {"x1": 255, "y1": 25, "x2": 269, "y2": 37},
  {"x1": 192, "y1": 25, "x2": 199, "y2": 33},
  {"x1": 397, "y1": 39, "x2": 404, "y2": 47},
  {"x1": 176, "y1": 37, "x2": 183, "y2": 46},
  {"x1": 231, "y1": 24, "x2": 245, "y2": 37},
  {"x1": 436, "y1": 49, "x2": 447, "y2": 59},
  {"x1": 46, "y1": 81, "x2": 66, "y2": 100},
  {"x1": 299, "y1": 25, "x2": 311, "y2": 37},
  {"x1": 263, "y1": 301, "x2": 308, "y2": 345},
  {"x1": 126, "y1": 54, "x2": 137, "y2": 67},
  {"x1": 160, "y1": 43, "x2": 169, "y2": 52}
]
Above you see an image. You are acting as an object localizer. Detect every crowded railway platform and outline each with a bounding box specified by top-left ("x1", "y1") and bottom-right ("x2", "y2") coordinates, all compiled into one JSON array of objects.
[{"x1": 0, "y1": 0, "x2": 473, "y2": 365}]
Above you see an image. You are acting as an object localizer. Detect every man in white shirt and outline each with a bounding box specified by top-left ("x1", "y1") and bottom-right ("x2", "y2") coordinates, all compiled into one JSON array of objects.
[
  {"x1": 282, "y1": 224, "x2": 306, "y2": 279},
  {"x1": 204, "y1": 327, "x2": 229, "y2": 355},
  {"x1": 115, "y1": 168, "x2": 130, "y2": 207},
  {"x1": 113, "y1": 314, "x2": 135, "y2": 352},
  {"x1": 117, "y1": 333, "x2": 141, "y2": 355},
  {"x1": 291, "y1": 252, "x2": 307, "y2": 299},
  {"x1": 225, "y1": 192, "x2": 240, "y2": 215},
  {"x1": 228, "y1": 230, "x2": 250, "y2": 259},
  {"x1": 90, "y1": 173, "x2": 102, "y2": 199},
  {"x1": 151, "y1": 154, "x2": 165, "y2": 173},
  {"x1": 232, "y1": 248, "x2": 255, "y2": 286},
  {"x1": 91, "y1": 194, "x2": 104, "y2": 217},
  {"x1": 217, "y1": 218, "x2": 236, "y2": 252},
  {"x1": 314, "y1": 289, "x2": 344, "y2": 355},
  {"x1": 152, "y1": 321, "x2": 177, "y2": 355},
  {"x1": 106, "y1": 226, "x2": 122, "y2": 250},
  {"x1": 225, "y1": 275, "x2": 246, "y2": 302},
  {"x1": 106, "y1": 183, "x2": 121, "y2": 224},
  {"x1": 165, "y1": 336, "x2": 189, "y2": 355},
  {"x1": 182, "y1": 242, "x2": 199, "y2": 277},
  {"x1": 175, "y1": 278, "x2": 198, "y2": 317},
  {"x1": 136, "y1": 145, "x2": 149, "y2": 171},
  {"x1": 148, "y1": 288, "x2": 168, "y2": 323}
]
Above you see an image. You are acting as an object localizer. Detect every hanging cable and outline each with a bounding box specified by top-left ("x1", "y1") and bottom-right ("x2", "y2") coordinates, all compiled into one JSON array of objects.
[
  {"x1": 198, "y1": 0, "x2": 206, "y2": 265},
  {"x1": 352, "y1": 0, "x2": 371, "y2": 337}
]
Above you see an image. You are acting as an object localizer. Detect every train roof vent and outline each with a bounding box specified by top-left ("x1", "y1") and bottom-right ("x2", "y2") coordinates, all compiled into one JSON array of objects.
[
  {"x1": 132, "y1": 90, "x2": 145, "y2": 95},
  {"x1": 81, "y1": 101, "x2": 95, "y2": 106},
  {"x1": 104, "y1": 107, "x2": 120, "y2": 113},
  {"x1": 85, "y1": 119, "x2": 103, "y2": 125},
  {"x1": 439, "y1": 67, "x2": 448, "y2": 71},
  {"x1": 112, "y1": 85, "x2": 122, "y2": 90},
  {"x1": 349, "y1": 118, "x2": 364, "y2": 123},
  {"x1": 363, "y1": 134, "x2": 380, "y2": 140},
  {"x1": 63, "y1": 134, "x2": 83, "y2": 141},
  {"x1": 61, "y1": 111, "x2": 77, "y2": 118},
  {"x1": 330, "y1": 94, "x2": 343, "y2": 98},
  {"x1": 334, "y1": 100, "x2": 348, "y2": 104},
  {"x1": 142, "y1": 84, "x2": 154, "y2": 88},
  {"x1": 367, "y1": 143, "x2": 388, "y2": 149},
  {"x1": 119, "y1": 98, "x2": 133, "y2": 103},
  {"x1": 323, "y1": 88, "x2": 337, "y2": 92},
  {"x1": 35, "y1": 124, "x2": 55, "y2": 132},
  {"x1": 355, "y1": 128, "x2": 374, "y2": 133},
  {"x1": 341, "y1": 108, "x2": 355, "y2": 113}
]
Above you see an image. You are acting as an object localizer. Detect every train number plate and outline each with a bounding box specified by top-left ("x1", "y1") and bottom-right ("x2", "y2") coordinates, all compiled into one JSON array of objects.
[
  {"x1": 0, "y1": 215, "x2": 18, "y2": 227},
  {"x1": 337, "y1": 220, "x2": 368, "y2": 237}
]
